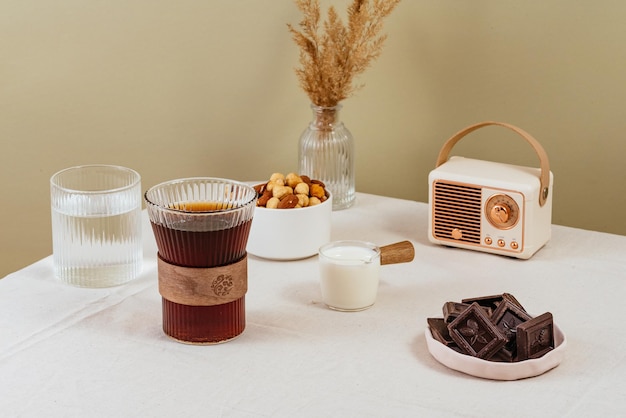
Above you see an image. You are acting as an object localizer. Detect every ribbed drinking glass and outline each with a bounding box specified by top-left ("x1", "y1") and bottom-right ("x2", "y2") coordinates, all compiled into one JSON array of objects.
[{"x1": 50, "y1": 165, "x2": 143, "y2": 287}]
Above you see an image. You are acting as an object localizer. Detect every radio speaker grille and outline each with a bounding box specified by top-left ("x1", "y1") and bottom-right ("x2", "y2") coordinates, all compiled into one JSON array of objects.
[{"x1": 432, "y1": 181, "x2": 482, "y2": 244}]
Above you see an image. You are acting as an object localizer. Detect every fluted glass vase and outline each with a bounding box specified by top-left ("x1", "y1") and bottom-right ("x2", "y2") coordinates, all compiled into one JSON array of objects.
[{"x1": 298, "y1": 103, "x2": 355, "y2": 210}]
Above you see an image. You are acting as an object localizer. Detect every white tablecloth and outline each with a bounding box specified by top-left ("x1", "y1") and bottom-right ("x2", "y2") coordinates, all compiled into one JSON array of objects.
[{"x1": 1, "y1": 193, "x2": 625, "y2": 417}]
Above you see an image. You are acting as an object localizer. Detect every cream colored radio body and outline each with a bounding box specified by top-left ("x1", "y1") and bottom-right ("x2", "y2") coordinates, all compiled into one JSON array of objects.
[{"x1": 428, "y1": 122, "x2": 553, "y2": 259}]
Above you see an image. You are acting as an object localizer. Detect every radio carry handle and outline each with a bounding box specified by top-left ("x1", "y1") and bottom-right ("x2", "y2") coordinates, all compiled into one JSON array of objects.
[{"x1": 435, "y1": 121, "x2": 551, "y2": 207}]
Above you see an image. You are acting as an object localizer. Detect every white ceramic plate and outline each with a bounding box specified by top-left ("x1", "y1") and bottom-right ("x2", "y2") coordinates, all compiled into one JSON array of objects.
[{"x1": 425, "y1": 320, "x2": 566, "y2": 380}]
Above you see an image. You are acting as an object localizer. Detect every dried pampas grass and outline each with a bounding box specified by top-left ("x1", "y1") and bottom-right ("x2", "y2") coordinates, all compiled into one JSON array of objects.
[{"x1": 288, "y1": 0, "x2": 401, "y2": 107}]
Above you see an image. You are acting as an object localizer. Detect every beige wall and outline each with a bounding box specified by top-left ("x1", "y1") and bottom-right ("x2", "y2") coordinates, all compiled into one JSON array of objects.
[{"x1": 2, "y1": 1, "x2": 625, "y2": 277}]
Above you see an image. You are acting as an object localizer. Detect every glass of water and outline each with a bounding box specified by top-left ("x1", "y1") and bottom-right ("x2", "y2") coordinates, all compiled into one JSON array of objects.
[{"x1": 50, "y1": 165, "x2": 143, "y2": 287}]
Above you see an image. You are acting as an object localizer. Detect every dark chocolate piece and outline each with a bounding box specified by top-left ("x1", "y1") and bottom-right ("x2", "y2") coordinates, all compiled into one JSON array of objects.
[
  {"x1": 443, "y1": 302, "x2": 468, "y2": 323},
  {"x1": 448, "y1": 344, "x2": 464, "y2": 353},
  {"x1": 491, "y1": 299, "x2": 532, "y2": 343},
  {"x1": 516, "y1": 312, "x2": 554, "y2": 361},
  {"x1": 427, "y1": 317, "x2": 455, "y2": 347},
  {"x1": 443, "y1": 302, "x2": 492, "y2": 323},
  {"x1": 447, "y1": 303, "x2": 507, "y2": 359},
  {"x1": 490, "y1": 347, "x2": 515, "y2": 363},
  {"x1": 461, "y1": 294, "x2": 504, "y2": 311},
  {"x1": 502, "y1": 293, "x2": 526, "y2": 312}
]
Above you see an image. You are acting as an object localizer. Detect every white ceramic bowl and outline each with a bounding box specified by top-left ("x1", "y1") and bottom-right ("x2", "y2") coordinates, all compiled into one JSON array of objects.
[
  {"x1": 425, "y1": 319, "x2": 566, "y2": 380},
  {"x1": 247, "y1": 191, "x2": 332, "y2": 260}
]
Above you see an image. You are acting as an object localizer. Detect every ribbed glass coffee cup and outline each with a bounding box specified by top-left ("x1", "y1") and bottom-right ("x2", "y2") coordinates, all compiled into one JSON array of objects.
[{"x1": 144, "y1": 178, "x2": 257, "y2": 344}]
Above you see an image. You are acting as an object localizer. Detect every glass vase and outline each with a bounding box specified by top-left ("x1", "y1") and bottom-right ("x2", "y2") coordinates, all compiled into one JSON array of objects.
[{"x1": 298, "y1": 103, "x2": 355, "y2": 210}]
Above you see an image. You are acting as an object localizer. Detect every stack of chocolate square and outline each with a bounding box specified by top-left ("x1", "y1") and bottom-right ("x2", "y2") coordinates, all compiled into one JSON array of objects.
[{"x1": 428, "y1": 293, "x2": 554, "y2": 362}]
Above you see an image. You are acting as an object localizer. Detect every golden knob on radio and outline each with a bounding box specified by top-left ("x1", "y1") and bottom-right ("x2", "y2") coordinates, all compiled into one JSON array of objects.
[
  {"x1": 491, "y1": 204, "x2": 510, "y2": 223},
  {"x1": 485, "y1": 194, "x2": 520, "y2": 229}
]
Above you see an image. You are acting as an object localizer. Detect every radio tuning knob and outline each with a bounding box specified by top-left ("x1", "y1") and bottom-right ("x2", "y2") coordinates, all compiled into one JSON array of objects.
[
  {"x1": 485, "y1": 194, "x2": 520, "y2": 229},
  {"x1": 491, "y1": 204, "x2": 510, "y2": 223}
]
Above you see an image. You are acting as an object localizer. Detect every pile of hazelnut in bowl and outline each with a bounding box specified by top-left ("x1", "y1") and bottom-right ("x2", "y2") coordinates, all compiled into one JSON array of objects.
[
  {"x1": 254, "y1": 172, "x2": 329, "y2": 209},
  {"x1": 247, "y1": 172, "x2": 332, "y2": 260}
]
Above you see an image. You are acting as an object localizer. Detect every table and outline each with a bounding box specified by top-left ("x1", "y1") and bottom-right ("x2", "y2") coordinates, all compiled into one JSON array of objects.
[{"x1": 2, "y1": 193, "x2": 625, "y2": 417}]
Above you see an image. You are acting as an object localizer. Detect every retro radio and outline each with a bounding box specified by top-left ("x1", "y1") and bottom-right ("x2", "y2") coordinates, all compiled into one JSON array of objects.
[{"x1": 428, "y1": 121, "x2": 553, "y2": 259}]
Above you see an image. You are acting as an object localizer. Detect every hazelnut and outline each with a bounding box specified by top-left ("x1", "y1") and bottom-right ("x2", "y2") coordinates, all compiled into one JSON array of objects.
[
  {"x1": 294, "y1": 182, "x2": 309, "y2": 196},
  {"x1": 285, "y1": 172, "x2": 303, "y2": 188},
  {"x1": 269, "y1": 173, "x2": 285, "y2": 183},
  {"x1": 296, "y1": 193, "x2": 309, "y2": 207},
  {"x1": 266, "y1": 197, "x2": 280, "y2": 209},
  {"x1": 272, "y1": 185, "x2": 292, "y2": 200}
]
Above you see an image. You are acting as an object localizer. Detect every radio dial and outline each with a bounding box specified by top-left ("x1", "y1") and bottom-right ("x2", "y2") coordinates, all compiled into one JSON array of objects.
[
  {"x1": 485, "y1": 194, "x2": 520, "y2": 229},
  {"x1": 491, "y1": 204, "x2": 510, "y2": 223}
]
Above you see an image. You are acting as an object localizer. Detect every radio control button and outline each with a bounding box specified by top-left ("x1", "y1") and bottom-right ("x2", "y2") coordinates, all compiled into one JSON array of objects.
[
  {"x1": 451, "y1": 228, "x2": 463, "y2": 240},
  {"x1": 484, "y1": 237, "x2": 493, "y2": 245},
  {"x1": 485, "y1": 194, "x2": 520, "y2": 229},
  {"x1": 510, "y1": 241, "x2": 519, "y2": 250},
  {"x1": 497, "y1": 239, "x2": 506, "y2": 247}
]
